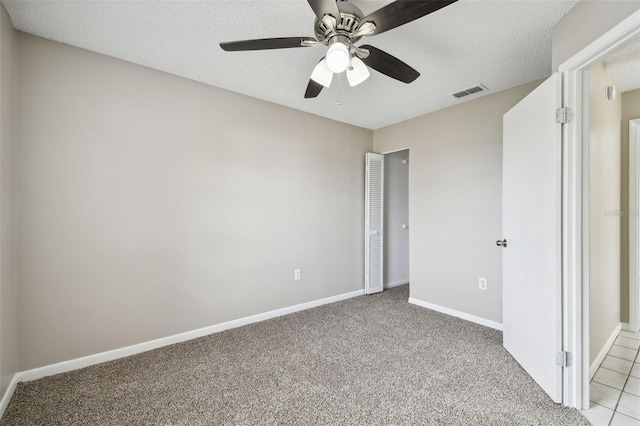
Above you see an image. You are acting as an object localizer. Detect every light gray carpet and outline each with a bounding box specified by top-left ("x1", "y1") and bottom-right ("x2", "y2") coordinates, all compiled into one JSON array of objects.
[{"x1": 2, "y1": 285, "x2": 589, "y2": 425}]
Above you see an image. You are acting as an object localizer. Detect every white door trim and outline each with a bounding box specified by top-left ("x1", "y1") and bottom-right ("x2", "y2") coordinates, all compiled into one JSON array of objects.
[
  {"x1": 559, "y1": 9, "x2": 640, "y2": 409},
  {"x1": 380, "y1": 147, "x2": 410, "y2": 155},
  {"x1": 629, "y1": 119, "x2": 640, "y2": 333}
]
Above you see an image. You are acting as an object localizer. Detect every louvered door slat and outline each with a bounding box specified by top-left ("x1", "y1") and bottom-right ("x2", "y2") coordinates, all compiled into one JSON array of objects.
[{"x1": 365, "y1": 153, "x2": 384, "y2": 294}]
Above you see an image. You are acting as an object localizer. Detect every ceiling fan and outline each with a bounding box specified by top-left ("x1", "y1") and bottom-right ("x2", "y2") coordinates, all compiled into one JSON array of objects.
[{"x1": 220, "y1": 0, "x2": 458, "y2": 98}]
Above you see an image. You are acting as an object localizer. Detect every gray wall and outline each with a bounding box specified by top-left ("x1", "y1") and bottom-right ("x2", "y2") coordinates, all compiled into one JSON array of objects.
[
  {"x1": 621, "y1": 88, "x2": 640, "y2": 324},
  {"x1": 383, "y1": 150, "x2": 409, "y2": 287},
  {"x1": 0, "y1": 3, "x2": 17, "y2": 400},
  {"x1": 17, "y1": 34, "x2": 372, "y2": 370},
  {"x1": 551, "y1": 0, "x2": 640, "y2": 70},
  {"x1": 588, "y1": 62, "x2": 622, "y2": 364},
  {"x1": 373, "y1": 80, "x2": 542, "y2": 324}
]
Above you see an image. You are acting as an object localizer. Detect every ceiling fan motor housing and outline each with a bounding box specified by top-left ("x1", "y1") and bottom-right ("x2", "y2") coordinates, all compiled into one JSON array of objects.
[{"x1": 314, "y1": 1, "x2": 364, "y2": 42}]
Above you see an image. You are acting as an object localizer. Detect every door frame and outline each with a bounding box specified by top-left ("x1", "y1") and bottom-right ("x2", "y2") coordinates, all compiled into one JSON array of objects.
[
  {"x1": 559, "y1": 9, "x2": 640, "y2": 409},
  {"x1": 629, "y1": 118, "x2": 640, "y2": 333}
]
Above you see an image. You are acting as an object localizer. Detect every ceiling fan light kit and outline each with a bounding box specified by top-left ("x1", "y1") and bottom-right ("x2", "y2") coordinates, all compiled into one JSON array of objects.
[
  {"x1": 220, "y1": 0, "x2": 458, "y2": 98},
  {"x1": 326, "y1": 36, "x2": 350, "y2": 73},
  {"x1": 310, "y1": 58, "x2": 334, "y2": 88},
  {"x1": 346, "y1": 57, "x2": 370, "y2": 87}
]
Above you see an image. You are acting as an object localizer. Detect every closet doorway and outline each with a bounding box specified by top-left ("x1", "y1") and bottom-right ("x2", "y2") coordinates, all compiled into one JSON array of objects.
[
  {"x1": 383, "y1": 149, "x2": 410, "y2": 290},
  {"x1": 364, "y1": 149, "x2": 410, "y2": 294}
]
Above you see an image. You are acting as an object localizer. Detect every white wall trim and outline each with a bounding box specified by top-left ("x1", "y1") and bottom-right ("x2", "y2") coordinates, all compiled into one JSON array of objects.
[
  {"x1": 385, "y1": 280, "x2": 409, "y2": 289},
  {"x1": 0, "y1": 374, "x2": 19, "y2": 419},
  {"x1": 408, "y1": 297, "x2": 503, "y2": 331},
  {"x1": 589, "y1": 323, "x2": 622, "y2": 380},
  {"x1": 15, "y1": 289, "x2": 364, "y2": 384}
]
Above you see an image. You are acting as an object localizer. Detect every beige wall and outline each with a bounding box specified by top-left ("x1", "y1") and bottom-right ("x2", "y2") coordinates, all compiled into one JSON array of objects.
[
  {"x1": 373, "y1": 80, "x2": 542, "y2": 324},
  {"x1": 0, "y1": 3, "x2": 17, "y2": 399},
  {"x1": 15, "y1": 0, "x2": 631, "y2": 374},
  {"x1": 17, "y1": 34, "x2": 372, "y2": 370},
  {"x1": 588, "y1": 62, "x2": 622, "y2": 364},
  {"x1": 622, "y1": 88, "x2": 640, "y2": 323},
  {"x1": 551, "y1": 0, "x2": 640, "y2": 70}
]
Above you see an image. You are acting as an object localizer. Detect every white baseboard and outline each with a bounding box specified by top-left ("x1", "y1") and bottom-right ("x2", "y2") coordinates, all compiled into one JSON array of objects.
[
  {"x1": 385, "y1": 280, "x2": 409, "y2": 289},
  {"x1": 16, "y1": 288, "x2": 365, "y2": 384},
  {"x1": 0, "y1": 374, "x2": 19, "y2": 419},
  {"x1": 590, "y1": 322, "x2": 622, "y2": 380},
  {"x1": 408, "y1": 297, "x2": 503, "y2": 331}
]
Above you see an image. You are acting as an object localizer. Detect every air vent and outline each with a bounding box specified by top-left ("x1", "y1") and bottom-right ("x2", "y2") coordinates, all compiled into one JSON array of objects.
[{"x1": 453, "y1": 84, "x2": 487, "y2": 99}]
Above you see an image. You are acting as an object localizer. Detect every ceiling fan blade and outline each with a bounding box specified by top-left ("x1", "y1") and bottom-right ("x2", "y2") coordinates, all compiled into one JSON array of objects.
[
  {"x1": 359, "y1": 0, "x2": 458, "y2": 36},
  {"x1": 305, "y1": 80, "x2": 324, "y2": 99},
  {"x1": 359, "y1": 45, "x2": 419, "y2": 83},
  {"x1": 307, "y1": 0, "x2": 341, "y2": 22},
  {"x1": 220, "y1": 37, "x2": 316, "y2": 51}
]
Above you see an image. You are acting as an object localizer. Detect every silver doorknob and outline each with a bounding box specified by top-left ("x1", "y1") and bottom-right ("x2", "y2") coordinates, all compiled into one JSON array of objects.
[{"x1": 496, "y1": 239, "x2": 507, "y2": 248}]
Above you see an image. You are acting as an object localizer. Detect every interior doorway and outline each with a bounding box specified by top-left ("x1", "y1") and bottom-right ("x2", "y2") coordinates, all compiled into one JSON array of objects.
[
  {"x1": 630, "y1": 118, "x2": 640, "y2": 333},
  {"x1": 585, "y1": 59, "x2": 625, "y2": 381},
  {"x1": 558, "y1": 9, "x2": 640, "y2": 410},
  {"x1": 383, "y1": 149, "x2": 410, "y2": 290},
  {"x1": 585, "y1": 39, "x2": 640, "y2": 373},
  {"x1": 558, "y1": 11, "x2": 640, "y2": 409},
  {"x1": 364, "y1": 149, "x2": 410, "y2": 295}
]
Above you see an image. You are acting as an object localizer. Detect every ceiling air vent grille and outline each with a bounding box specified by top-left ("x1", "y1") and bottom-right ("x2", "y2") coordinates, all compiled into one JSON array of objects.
[{"x1": 453, "y1": 85, "x2": 487, "y2": 99}]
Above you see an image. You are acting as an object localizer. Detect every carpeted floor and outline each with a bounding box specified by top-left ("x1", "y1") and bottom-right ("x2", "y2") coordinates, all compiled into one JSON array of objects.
[{"x1": 2, "y1": 285, "x2": 590, "y2": 425}]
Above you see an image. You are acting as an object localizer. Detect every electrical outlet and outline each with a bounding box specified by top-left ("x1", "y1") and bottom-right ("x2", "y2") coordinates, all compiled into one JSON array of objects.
[
  {"x1": 478, "y1": 277, "x2": 488, "y2": 291},
  {"x1": 294, "y1": 269, "x2": 301, "y2": 281}
]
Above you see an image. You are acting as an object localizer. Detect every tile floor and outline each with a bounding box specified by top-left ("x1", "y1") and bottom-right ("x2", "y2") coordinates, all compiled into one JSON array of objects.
[{"x1": 581, "y1": 329, "x2": 640, "y2": 426}]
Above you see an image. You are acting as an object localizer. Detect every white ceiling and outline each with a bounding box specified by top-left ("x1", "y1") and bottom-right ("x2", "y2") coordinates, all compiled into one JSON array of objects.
[
  {"x1": 603, "y1": 37, "x2": 640, "y2": 93},
  {"x1": 2, "y1": 0, "x2": 578, "y2": 130}
]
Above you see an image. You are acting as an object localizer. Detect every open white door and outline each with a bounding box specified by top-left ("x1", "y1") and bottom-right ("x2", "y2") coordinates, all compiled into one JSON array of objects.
[
  {"x1": 502, "y1": 74, "x2": 563, "y2": 403},
  {"x1": 365, "y1": 153, "x2": 384, "y2": 295}
]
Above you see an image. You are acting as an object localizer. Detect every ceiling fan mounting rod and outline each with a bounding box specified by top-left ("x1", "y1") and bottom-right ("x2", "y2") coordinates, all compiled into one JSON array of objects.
[{"x1": 327, "y1": 34, "x2": 351, "y2": 48}]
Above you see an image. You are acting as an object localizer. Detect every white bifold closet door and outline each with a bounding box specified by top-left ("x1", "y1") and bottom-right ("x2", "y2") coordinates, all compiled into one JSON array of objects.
[{"x1": 365, "y1": 153, "x2": 384, "y2": 295}]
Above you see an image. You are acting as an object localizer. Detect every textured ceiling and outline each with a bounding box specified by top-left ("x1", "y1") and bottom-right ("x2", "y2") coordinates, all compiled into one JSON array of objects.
[
  {"x1": 2, "y1": 0, "x2": 578, "y2": 130},
  {"x1": 604, "y1": 37, "x2": 640, "y2": 93}
]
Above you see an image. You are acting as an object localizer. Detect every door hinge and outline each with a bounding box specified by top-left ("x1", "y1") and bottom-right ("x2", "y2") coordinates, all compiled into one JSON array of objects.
[
  {"x1": 555, "y1": 107, "x2": 573, "y2": 124},
  {"x1": 556, "y1": 351, "x2": 572, "y2": 367}
]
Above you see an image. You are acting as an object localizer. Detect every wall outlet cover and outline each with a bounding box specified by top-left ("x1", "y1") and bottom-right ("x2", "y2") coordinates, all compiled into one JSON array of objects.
[{"x1": 478, "y1": 277, "x2": 488, "y2": 290}]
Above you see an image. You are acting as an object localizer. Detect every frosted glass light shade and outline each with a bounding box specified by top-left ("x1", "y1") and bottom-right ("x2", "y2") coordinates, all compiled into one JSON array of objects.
[
  {"x1": 346, "y1": 57, "x2": 370, "y2": 87},
  {"x1": 310, "y1": 58, "x2": 333, "y2": 88},
  {"x1": 326, "y1": 42, "x2": 350, "y2": 73}
]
